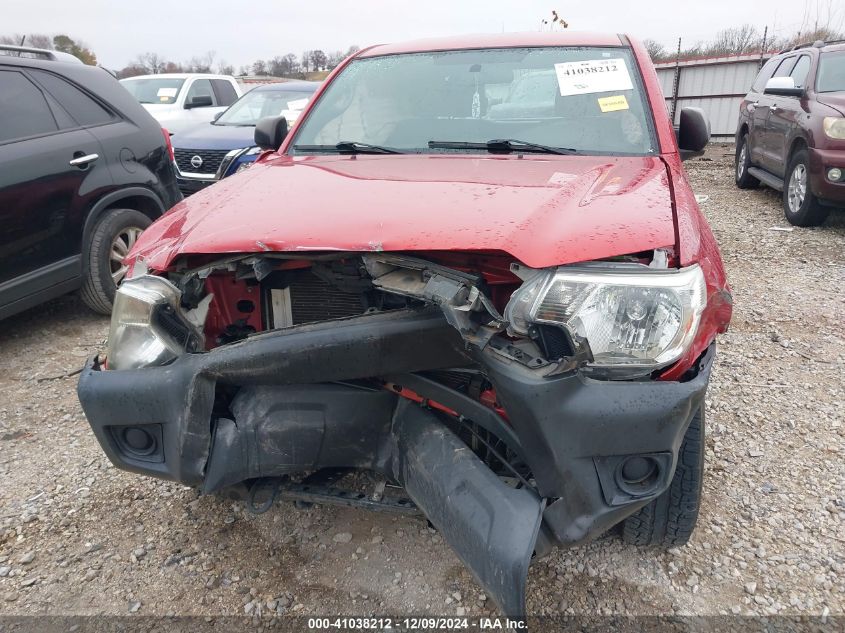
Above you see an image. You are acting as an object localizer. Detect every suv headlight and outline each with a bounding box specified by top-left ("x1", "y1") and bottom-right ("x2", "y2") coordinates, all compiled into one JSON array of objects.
[
  {"x1": 107, "y1": 276, "x2": 203, "y2": 370},
  {"x1": 823, "y1": 117, "x2": 845, "y2": 140},
  {"x1": 505, "y1": 264, "x2": 706, "y2": 372}
]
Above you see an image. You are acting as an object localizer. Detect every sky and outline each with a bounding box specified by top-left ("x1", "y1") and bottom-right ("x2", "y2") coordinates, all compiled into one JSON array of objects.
[{"x1": 4, "y1": 0, "x2": 838, "y2": 70}]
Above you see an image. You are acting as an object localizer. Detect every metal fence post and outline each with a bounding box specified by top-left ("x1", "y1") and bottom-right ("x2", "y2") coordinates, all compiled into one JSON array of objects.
[{"x1": 670, "y1": 37, "x2": 681, "y2": 123}]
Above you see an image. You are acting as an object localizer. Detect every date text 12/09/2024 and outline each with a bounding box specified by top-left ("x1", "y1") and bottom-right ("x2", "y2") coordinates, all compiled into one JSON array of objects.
[{"x1": 308, "y1": 617, "x2": 528, "y2": 630}]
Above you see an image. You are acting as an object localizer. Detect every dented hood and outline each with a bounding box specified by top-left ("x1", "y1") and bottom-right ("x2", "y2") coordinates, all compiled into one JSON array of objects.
[{"x1": 133, "y1": 153, "x2": 675, "y2": 270}]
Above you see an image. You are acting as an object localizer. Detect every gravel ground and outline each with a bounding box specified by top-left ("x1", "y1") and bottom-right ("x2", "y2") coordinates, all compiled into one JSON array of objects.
[{"x1": 0, "y1": 146, "x2": 842, "y2": 622}]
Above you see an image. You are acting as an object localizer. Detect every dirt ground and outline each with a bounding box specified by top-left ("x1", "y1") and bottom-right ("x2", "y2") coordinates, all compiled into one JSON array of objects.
[{"x1": 0, "y1": 145, "x2": 843, "y2": 623}]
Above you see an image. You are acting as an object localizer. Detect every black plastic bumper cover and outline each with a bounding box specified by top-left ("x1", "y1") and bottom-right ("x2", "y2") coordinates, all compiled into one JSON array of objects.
[{"x1": 78, "y1": 305, "x2": 715, "y2": 616}]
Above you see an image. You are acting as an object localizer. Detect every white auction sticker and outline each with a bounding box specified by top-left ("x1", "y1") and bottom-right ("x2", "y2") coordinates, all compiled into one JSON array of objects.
[
  {"x1": 157, "y1": 87, "x2": 178, "y2": 98},
  {"x1": 285, "y1": 98, "x2": 309, "y2": 111},
  {"x1": 554, "y1": 58, "x2": 633, "y2": 96}
]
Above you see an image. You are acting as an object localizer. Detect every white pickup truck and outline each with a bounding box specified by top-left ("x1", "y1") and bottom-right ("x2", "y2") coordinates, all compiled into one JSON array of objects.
[{"x1": 119, "y1": 73, "x2": 243, "y2": 136}]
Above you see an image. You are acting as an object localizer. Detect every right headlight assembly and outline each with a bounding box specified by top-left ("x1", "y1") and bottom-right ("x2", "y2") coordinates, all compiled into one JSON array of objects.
[
  {"x1": 107, "y1": 275, "x2": 204, "y2": 370},
  {"x1": 504, "y1": 264, "x2": 706, "y2": 373}
]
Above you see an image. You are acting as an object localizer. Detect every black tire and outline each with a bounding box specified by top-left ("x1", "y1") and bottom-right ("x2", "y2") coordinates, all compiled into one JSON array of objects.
[
  {"x1": 734, "y1": 133, "x2": 758, "y2": 189},
  {"x1": 782, "y1": 149, "x2": 830, "y2": 227},
  {"x1": 80, "y1": 208, "x2": 152, "y2": 315},
  {"x1": 622, "y1": 406, "x2": 705, "y2": 547}
]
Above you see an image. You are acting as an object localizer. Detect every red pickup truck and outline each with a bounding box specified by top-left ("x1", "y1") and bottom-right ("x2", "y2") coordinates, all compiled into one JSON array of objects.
[{"x1": 78, "y1": 32, "x2": 732, "y2": 618}]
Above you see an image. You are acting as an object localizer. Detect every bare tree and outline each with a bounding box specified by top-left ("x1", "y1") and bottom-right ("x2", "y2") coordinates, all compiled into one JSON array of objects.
[
  {"x1": 309, "y1": 49, "x2": 327, "y2": 71},
  {"x1": 197, "y1": 50, "x2": 216, "y2": 72},
  {"x1": 116, "y1": 64, "x2": 147, "y2": 79},
  {"x1": 0, "y1": 33, "x2": 51, "y2": 48},
  {"x1": 642, "y1": 39, "x2": 668, "y2": 61},
  {"x1": 26, "y1": 33, "x2": 53, "y2": 49},
  {"x1": 283, "y1": 53, "x2": 300, "y2": 74},
  {"x1": 706, "y1": 25, "x2": 761, "y2": 56},
  {"x1": 252, "y1": 60, "x2": 268, "y2": 76},
  {"x1": 790, "y1": 0, "x2": 845, "y2": 46},
  {"x1": 137, "y1": 52, "x2": 166, "y2": 74},
  {"x1": 326, "y1": 50, "x2": 345, "y2": 70}
]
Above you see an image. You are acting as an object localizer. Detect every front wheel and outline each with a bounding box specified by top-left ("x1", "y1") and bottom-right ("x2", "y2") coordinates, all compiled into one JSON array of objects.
[
  {"x1": 80, "y1": 208, "x2": 152, "y2": 315},
  {"x1": 783, "y1": 150, "x2": 830, "y2": 227},
  {"x1": 622, "y1": 405, "x2": 705, "y2": 547}
]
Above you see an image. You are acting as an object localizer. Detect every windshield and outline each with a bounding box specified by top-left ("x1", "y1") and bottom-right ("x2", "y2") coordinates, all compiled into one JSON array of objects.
[
  {"x1": 291, "y1": 47, "x2": 655, "y2": 155},
  {"x1": 216, "y1": 89, "x2": 315, "y2": 126},
  {"x1": 817, "y1": 50, "x2": 845, "y2": 93},
  {"x1": 120, "y1": 78, "x2": 185, "y2": 105}
]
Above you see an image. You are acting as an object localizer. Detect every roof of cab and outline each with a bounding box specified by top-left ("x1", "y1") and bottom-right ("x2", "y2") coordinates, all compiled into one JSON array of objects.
[{"x1": 357, "y1": 31, "x2": 626, "y2": 58}]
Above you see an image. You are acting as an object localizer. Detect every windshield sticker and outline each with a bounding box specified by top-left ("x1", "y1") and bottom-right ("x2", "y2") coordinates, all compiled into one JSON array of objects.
[
  {"x1": 286, "y1": 98, "x2": 309, "y2": 111},
  {"x1": 157, "y1": 87, "x2": 178, "y2": 98},
  {"x1": 554, "y1": 58, "x2": 634, "y2": 96},
  {"x1": 597, "y1": 95, "x2": 629, "y2": 112}
]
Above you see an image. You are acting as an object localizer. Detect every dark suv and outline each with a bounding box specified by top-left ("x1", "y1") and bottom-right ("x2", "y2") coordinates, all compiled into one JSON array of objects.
[
  {"x1": 0, "y1": 45, "x2": 181, "y2": 319},
  {"x1": 735, "y1": 40, "x2": 845, "y2": 226}
]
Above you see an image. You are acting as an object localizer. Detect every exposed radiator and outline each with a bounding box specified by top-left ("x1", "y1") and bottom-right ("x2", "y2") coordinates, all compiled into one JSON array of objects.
[{"x1": 267, "y1": 272, "x2": 366, "y2": 328}]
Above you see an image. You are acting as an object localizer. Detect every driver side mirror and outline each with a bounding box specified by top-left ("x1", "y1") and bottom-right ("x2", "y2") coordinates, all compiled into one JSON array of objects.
[
  {"x1": 676, "y1": 107, "x2": 710, "y2": 161},
  {"x1": 763, "y1": 76, "x2": 805, "y2": 97},
  {"x1": 185, "y1": 95, "x2": 213, "y2": 109},
  {"x1": 254, "y1": 115, "x2": 288, "y2": 151}
]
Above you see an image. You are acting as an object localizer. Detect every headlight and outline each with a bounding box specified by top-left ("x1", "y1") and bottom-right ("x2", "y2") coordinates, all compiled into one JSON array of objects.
[
  {"x1": 823, "y1": 117, "x2": 845, "y2": 140},
  {"x1": 505, "y1": 264, "x2": 706, "y2": 372},
  {"x1": 107, "y1": 276, "x2": 202, "y2": 370}
]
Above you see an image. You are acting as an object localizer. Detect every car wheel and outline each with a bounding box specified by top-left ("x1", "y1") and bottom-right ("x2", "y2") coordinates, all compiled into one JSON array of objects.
[
  {"x1": 80, "y1": 208, "x2": 152, "y2": 315},
  {"x1": 783, "y1": 149, "x2": 830, "y2": 227},
  {"x1": 734, "y1": 134, "x2": 758, "y2": 189},
  {"x1": 622, "y1": 405, "x2": 704, "y2": 547}
]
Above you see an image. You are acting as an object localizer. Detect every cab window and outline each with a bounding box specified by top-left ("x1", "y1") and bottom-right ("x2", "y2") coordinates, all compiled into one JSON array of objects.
[
  {"x1": 185, "y1": 79, "x2": 216, "y2": 107},
  {"x1": 29, "y1": 70, "x2": 115, "y2": 127},
  {"x1": 0, "y1": 70, "x2": 58, "y2": 143},
  {"x1": 772, "y1": 57, "x2": 797, "y2": 78},
  {"x1": 789, "y1": 56, "x2": 812, "y2": 89},
  {"x1": 751, "y1": 58, "x2": 779, "y2": 93}
]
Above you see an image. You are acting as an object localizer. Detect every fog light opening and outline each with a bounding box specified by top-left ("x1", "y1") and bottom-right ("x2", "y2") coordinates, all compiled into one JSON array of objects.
[
  {"x1": 828, "y1": 167, "x2": 843, "y2": 182},
  {"x1": 122, "y1": 427, "x2": 156, "y2": 456},
  {"x1": 617, "y1": 456, "x2": 660, "y2": 495}
]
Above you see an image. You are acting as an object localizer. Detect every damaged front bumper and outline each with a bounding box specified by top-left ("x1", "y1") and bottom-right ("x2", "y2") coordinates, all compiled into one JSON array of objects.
[{"x1": 78, "y1": 304, "x2": 714, "y2": 617}]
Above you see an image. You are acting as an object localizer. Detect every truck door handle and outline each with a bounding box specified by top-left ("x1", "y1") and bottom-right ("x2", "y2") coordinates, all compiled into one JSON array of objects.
[
  {"x1": 69, "y1": 153, "x2": 99, "y2": 167},
  {"x1": 770, "y1": 104, "x2": 779, "y2": 113},
  {"x1": 748, "y1": 101, "x2": 758, "y2": 113}
]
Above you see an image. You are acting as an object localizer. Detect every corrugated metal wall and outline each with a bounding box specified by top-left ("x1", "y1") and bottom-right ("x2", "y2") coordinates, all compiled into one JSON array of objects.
[{"x1": 654, "y1": 54, "x2": 772, "y2": 139}]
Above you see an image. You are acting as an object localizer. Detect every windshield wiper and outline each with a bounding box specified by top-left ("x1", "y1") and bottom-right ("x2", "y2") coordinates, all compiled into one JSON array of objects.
[
  {"x1": 428, "y1": 139, "x2": 576, "y2": 155},
  {"x1": 294, "y1": 141, "x2": 404, "y2": 155}
]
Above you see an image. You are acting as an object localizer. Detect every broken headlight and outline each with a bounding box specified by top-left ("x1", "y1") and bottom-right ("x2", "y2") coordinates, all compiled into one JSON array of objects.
[
  {"x1": 505, "y1": 264, "x2": 706, "y2": 372},
  {"x1": 107, "y1": 276, "x2": 203, "y2": 370}
]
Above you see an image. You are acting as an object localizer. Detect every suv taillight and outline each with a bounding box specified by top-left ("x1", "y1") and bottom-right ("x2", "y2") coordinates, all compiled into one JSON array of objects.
[{"x1": 161, "y1": 128, "x2": 175, "y2": 162}]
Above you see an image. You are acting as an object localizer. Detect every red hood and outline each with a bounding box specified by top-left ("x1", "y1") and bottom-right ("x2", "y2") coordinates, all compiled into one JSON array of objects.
[{"x1": 133, "y1": 153, "x2": 676, "y2": 270}]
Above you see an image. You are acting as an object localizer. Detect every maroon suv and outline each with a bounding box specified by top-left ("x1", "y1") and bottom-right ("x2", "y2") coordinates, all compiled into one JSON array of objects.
[{"x1": 735, "y1": 40, "x2": 845, "y2": 226}]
